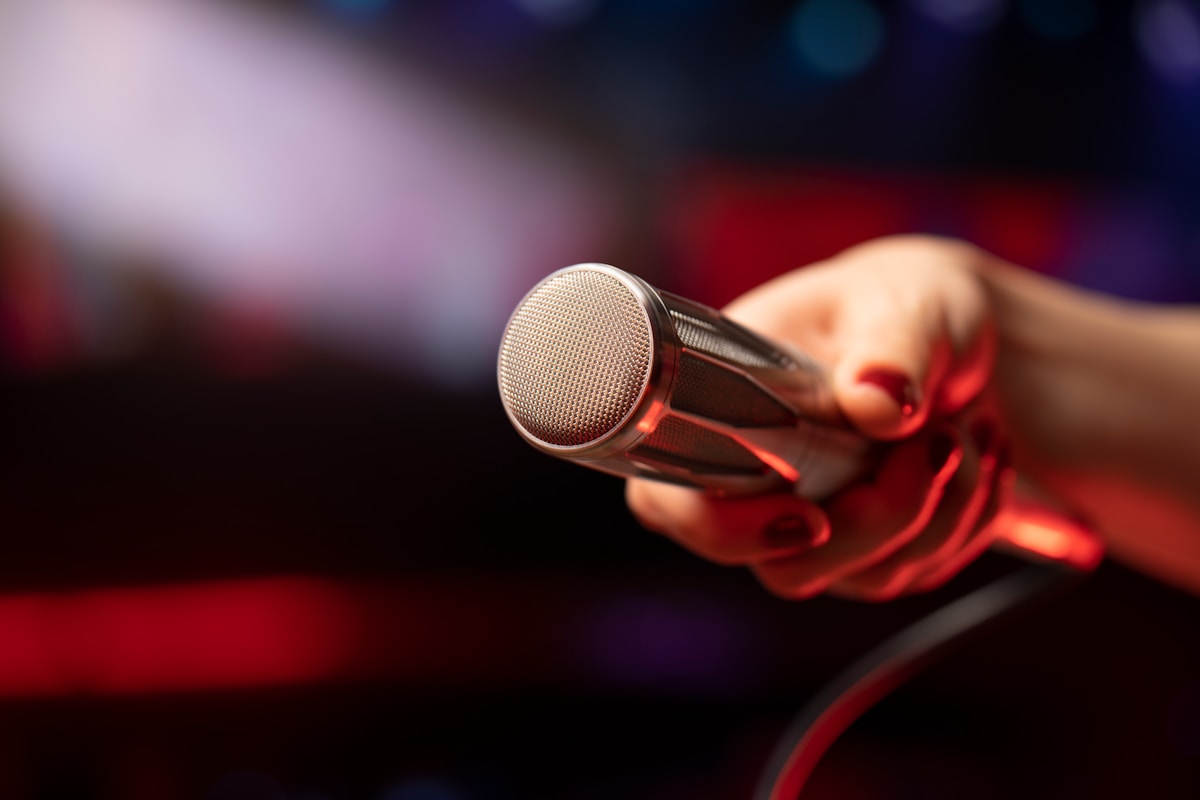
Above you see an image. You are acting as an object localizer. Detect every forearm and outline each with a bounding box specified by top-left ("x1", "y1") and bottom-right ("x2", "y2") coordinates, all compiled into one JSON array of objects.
[{"x1": 979, "y1": 253, "x2": 1200, "y2": 593}]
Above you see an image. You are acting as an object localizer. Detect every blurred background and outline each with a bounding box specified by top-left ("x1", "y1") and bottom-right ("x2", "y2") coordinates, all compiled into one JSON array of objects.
[{"x1": 1, "y1": 0, "x2": 1199, "y2": 798}]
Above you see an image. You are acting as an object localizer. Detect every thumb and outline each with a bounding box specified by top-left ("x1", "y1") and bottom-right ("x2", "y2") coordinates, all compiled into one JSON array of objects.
[{"x1": 829, "y1": 294, "x2": 951, "y2": 440}]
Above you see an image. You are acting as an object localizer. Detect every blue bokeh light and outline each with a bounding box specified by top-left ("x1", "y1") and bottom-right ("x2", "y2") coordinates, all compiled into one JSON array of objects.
[
  {"x1": 316, "y1": 0, "x2": 396, "y2": 22},
  {"x1": 790, "y1": 0, "x2": 887, "y2": 78},
  {"x1": 512, "y1": 0, "x2": 600, "y2": 28}
]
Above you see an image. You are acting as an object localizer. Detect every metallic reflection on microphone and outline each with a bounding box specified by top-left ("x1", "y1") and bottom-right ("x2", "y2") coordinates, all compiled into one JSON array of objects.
[{"x1": 498, "y1": 263, "x2": 871, "y2": 501}]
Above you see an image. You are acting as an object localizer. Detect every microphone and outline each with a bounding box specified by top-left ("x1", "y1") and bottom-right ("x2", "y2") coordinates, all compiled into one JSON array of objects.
[
  {"x1": 497, "y1": 262, "x2": 1103, "y2": 569},
  {"x1": 497, "y1": 262, "x2": 873, "y2": 500}
]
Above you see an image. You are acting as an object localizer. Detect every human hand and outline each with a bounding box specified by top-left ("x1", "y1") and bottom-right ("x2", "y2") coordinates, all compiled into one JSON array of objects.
[{"x1": 625, "y1": 234, "x2": 1015, "y2": 601}]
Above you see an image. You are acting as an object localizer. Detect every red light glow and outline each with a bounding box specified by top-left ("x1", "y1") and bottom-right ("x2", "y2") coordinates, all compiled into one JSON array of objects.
[
  {"x1": 996, "y1": 503, "x2": 1105, "y2": 572},
  {"x1": 745, "y1": 444, "x2": 801, "y2": 483},
  {"x1": 661, "y1": 163, "x2": 1080, "y2": 308},
  {"x1": 635, "y1": 399, "x2": 667, "y2": 434},
  {"x1": 0, "y1": 577, "x2": 356, "y2": 697}
]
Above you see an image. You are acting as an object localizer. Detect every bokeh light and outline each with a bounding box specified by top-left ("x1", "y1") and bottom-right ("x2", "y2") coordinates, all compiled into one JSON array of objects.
[
  {"x1": 511, "y1": 0, "x2": 600, "y2": 28},
  {"x1": 790, "y1": 0, "x2": 887, "y2": 78},
  {"x1": 0, "y1": 0, "x2": 616, "y2": 388},
  {"x1": 0, "y1": 1, "x2": 1199, "y2": 799},
  {"x1": 910, "y1": 0, "x2": 1007, "y2": 32},
  {"x1": 315, "y1": 0, "x2": 397, "y2": 23},
  {"x1": 1135, "y1": 0, "x2": 1200, "y2": 85}
]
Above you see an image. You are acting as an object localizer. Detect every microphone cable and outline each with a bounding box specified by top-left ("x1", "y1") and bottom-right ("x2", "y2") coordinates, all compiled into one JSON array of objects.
[{"x1": 753, "y1": 559, "x2": 1090, "y2": 800}]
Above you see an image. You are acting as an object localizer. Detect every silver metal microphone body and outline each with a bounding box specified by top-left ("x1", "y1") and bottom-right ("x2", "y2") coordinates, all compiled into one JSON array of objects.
[{"x1": 497, "y1": 263, "x2": 873, "y2": 500}]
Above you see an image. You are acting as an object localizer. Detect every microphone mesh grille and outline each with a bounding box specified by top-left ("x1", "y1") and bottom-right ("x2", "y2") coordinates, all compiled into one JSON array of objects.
[{"x1": 498, "y1": 268, "x2": 653, "y2": 448}]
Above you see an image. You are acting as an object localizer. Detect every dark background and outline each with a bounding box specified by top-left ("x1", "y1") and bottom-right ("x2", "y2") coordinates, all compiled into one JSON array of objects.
[{"x1": 1, "y1": 1, "x2": 1199, "y2": 798}]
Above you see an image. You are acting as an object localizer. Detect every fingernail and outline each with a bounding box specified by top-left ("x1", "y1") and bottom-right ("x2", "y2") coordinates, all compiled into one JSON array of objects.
[
  {"x1": 858, "y1": 368, "x2": 918, "y2": 417},
  {"x1": 763, "y1": 511, "x2": 829, "y2": 553},
  {"x1": 928, "y1": 429, "x2": 960, "y2": 476}
]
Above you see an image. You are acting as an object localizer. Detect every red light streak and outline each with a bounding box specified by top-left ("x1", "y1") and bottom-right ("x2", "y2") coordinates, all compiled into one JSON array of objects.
[
  {"x1": 0, "y1": 577, "x2": 356, "y2": 697},
  {"x1": 635, "y1": 399, "x2": 666, "y2": 433},
  {"x1": 0, "y1": 574, "x2": 589, "y2": 699},
  {"x1": 745, "y1": 444, "x2": 801, "y2": 483}
]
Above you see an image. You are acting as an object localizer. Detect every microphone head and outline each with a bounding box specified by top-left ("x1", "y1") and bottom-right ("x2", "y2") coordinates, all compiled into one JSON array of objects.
[
  {"x1": 497, "y1": 263, "x2": 677, "y2": 455},
  {"x1": 498, "y1": 262, "x2": 867, "y2": 497}
]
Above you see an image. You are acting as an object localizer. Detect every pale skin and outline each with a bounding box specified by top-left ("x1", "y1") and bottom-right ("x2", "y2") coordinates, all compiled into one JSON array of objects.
[{"x1": 625, "y1": 234, "x2": 1200, "y2": 601}]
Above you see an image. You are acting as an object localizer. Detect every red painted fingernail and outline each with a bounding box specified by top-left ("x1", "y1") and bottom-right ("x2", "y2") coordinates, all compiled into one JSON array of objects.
[{"x1": 858, "y1": 368, "x2": 917, "y2": 417}]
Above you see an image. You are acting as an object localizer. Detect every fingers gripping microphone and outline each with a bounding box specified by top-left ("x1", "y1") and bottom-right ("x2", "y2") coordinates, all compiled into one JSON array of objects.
[
  {"x1": 497, "y1": 263, "x2": 872, "y2": 500},
  {"x1": 498, "y1": 263, "x2": 1106, "y2": 572}
]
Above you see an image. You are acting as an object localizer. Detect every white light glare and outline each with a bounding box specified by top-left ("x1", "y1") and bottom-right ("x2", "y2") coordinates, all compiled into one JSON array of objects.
[{"x1": 0, "y1": 0, "x2": 615, "y2": 385}]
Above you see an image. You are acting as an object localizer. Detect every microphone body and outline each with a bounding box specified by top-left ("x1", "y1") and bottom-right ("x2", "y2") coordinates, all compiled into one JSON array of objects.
[{"x1": 497, "y1": 263, "x2": 874, "y2": 500}]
